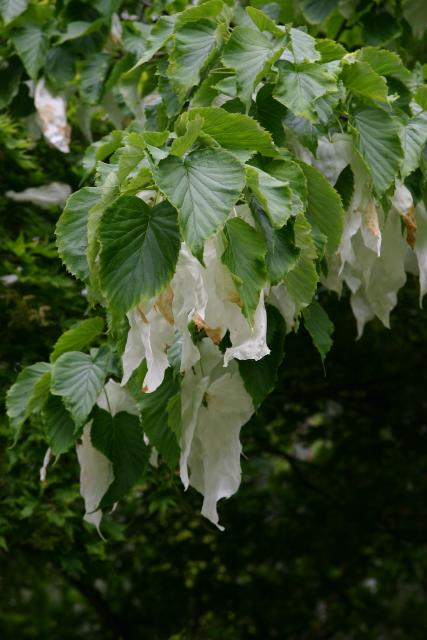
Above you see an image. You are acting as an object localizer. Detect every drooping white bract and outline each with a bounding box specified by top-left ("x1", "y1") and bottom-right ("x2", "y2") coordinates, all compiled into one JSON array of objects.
[
  {"x1": 76, "y1": 380, "x2": 138, "y2": 532},
  {"x1": 34, "y1": 78, "x2": 71, "y2": 153},
  {"x1": 122, "y1": 233, "x2": 269, "y2": 391},
  {"x1": 413, "y1": 201, "x2": 427, "y2": 304},
  {"x1": 179, "y1": 339, "x2": 254, "y2": 529}
]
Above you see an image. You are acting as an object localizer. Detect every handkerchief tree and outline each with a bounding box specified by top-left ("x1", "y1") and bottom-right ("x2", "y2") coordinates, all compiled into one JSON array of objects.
[{"x1": 5, "y1": 0, "x2": 427, "y2": 531}]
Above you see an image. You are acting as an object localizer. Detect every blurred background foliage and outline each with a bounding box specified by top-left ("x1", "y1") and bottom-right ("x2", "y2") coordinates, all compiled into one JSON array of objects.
[{"x1": 1, "y1": 0, "x2": 427, "y2": 638}]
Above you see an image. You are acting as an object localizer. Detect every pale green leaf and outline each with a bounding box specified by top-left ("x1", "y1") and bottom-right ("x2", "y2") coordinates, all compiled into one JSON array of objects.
[
  {"x1": 56, "y1": 187, "x2": 100, "y2": 281},
  {"x1": 274, "y1": 61, "x2": 337, "y2": 122},
  {"x1": 222, "y1": 217, "x2": 267, "y2": 322},
  {"x1": 51, "y1": 351, "x2": 108, "y2": 427},
  {"x1": 51, "y1": 317, "x2": 105, "y2": 363},
  {"x1": 222, "y1": 26, "x2": 284, "y2": 105},
  {"x1": 341, "y1": 61, "x2": 389, "y2": 102},
  {"x1": 99, "y1": 196, "x2": 180, "y2": 316},
  {"x1": 7, "y1": 362, "x2": 51, "y2": 435},
  {"x1": 301, "y1": 163, "x2": 344, "y2": 255},
  {"x1": 153, "y1": 148, "x2": 244, "y2": 259},
  {"x1": 289, "y1": 27, "x2": 320, "y2": 64},
  {"x1": 0, "y1": 0, "x2": 28, "y2": 23},
  {"x1": 353, "y1": 108, "x2": 402, "y2": 196}
]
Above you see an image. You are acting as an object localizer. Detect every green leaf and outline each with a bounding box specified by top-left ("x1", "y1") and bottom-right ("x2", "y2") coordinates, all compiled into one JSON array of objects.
[
  {"x1": 283, "y1": 213, "x2": 318, "y2": 314},
  {"x1": 222, "y1": 26, "x2": 284, "y2": 105},
  {"x1": 335, "y1": 164, "x2": 354, "y2": 210},
  {"x1": 127, "y1": 15, "x2": 176, "y2": 71},
  {"x1": 302, "y1": 300, "x2": 334, "y2": 362},
  {"x1": 239, "y1": 304, "x2": 286, "y2": 408},
  {"x1": 414, "y1": 85, "x2": 427, "y2": 110},
  {"x1": 358, "y1": 47, "x2": 411, "y2": 86},
  {"x1": 353, "y1": 108, "x2": 402, "y2": 196},
  {"x1": 136, "y1": 368, "x2": 181, "y2": 470},
  {"x1": 222, "y1": 218, "x2": 267, "y2": 323},
  {"x1": 0, "y1": 57, "x2": 22, "y2": 109},
  {"x1": 245, "y1": 165, "x2": 294, "y2": 228},
  {"x1": 99, "y1": 196, "x2": 180, "y2": 316},
  {"x1": 57, "y1": 19, "x2": 105, "y2": 44},
  {"x1": 274, "y1": 61, "x2": 337, "y2": 122},
  {"x1": 91, "y1": 408, "x2": 148, "y2": 507},
  {"x1": 399, "y1": 112, "x2": 427, "y2": 178},
  {"x1": 11, "y1": 22, "x2": 48, "y2": 79},
  {"x1": 341, "y1": 61, "x2": 389, "y2": 102},
  {"x1": 51, "y1": 352, "x2": 108, "y2": 427},
  {"x1": 80, "y1": 53, "x2": 110, "y2": 104},
  {"x1": 300, "y1": 163, "x2": 344, "y2": 255},
  {"x1": 153, "y1": 148, "x2": 244, "y2": 259},
  {"x1": 6, "y1": 362, "x2": 51, "y2": 437},
  {"x1": 51, "y1": 318, "x2": 105, "y2": 363},
  {"x1": 186, "y1": 107, "x2": 277, "y2": 157},
  {"x1": 0, "y1": 0, "x2": 28, "y2": 23},
  {"x1": 176, "y1": 0, "x2": 224, "y2": 27},
  {"x1": 56, "y1": 187, "x2": 100, "y2": 281},
  {"x1": 302, "y1": 0, "x2": 337, "y2": 23},
  {"x1": 43, "y1": 395, "x2": 76, "y2": 456},
  {"x1": 170, "y1": 114, "x2": 204, "y2": 156},
  {"x1": 289, "y1": 27, "x2": 320, "y2": 64},
  {"x1": 168, "y1": 20, "x2": 221, "y2": 96},
  {"x1": 246, "y1": 6, "x2": 285, "y2": 37},
  {"x1": 402, "y1": 0, "x2": 427, "y2": 39},
  {"x1": 251, "y1": 200, "x2": 300, "y2": 284}
]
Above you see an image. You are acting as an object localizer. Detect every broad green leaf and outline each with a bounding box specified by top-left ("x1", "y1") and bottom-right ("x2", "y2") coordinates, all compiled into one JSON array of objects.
[
  {"x1": 0, "y1": 0, "x2": 28, "y2": 23},
  {"x1": 222, "y1": 218, "x2": 267, "y2": 322},
  {"x1": 51, "y1": 317, "x2": 105, "y2": 363},
  {"x1": 283, "y1": 213, "x2": 318, "y2": 314},
  {"x1": 91, "y1": 407, "x2": 148, "y2": 507},
  {"x1": 341, "y1": 61, "x2": 389, "y2": 102},
  {"x1": 186, "y1": 107, "x2": 277, "y2": 157},
  {"x1": 400, "y1": 113, "x2": 427, "y2": 178},
  {"x1": 170, "y1": 114, "x2": 204, "y2": 156},
  {"x1": 153, "y1": 148, "x2": 244, "y2": 259},
  {"x1": 43, "y1": 395, "x2": 76, "y2": 456},
  {"x1": 11, "y1": 22, "x2": 48, "y2": 79},
  {"x1": 245, "y1": 165, "x2": 294, "y2": 228},
  {"x1": 302, "y1": 300, "x2": 334, "y2": 362},
  {"x1": 6, "y1": 362, "x2": 51, "y2": 436},
  {"x1": 56, "y1": 187, "x2": 100, "y2": 281},
  {"x1": 222, "y1": 26, "x2": 284, "y2": 105},
  {"x1": 168, "y1": 20, "x2": 221, "y2": 96},
  {"x1": 353, "y1": 108, "x2": 402, "y2": 196},
  {"x1": 99, "y1": 196, "x2": 180, "y2": 316},
  {"x1": 358, "y1": 47, "x2": 411, "y2": 86},
  {"x1": 239, "y1": 304, "x2": 286, "y2": 408},
  {"x1": 289, "y1": 27, "x2": 320, "y2": 63},
  {"x1": 135, "y1": 368, "x2": 181, "y2": 470},
  {"x1": 274, "y1": 61, "x2": 337, "y2": 122},
  {"x1": 80, "y1": 53, "x2": 110, "y2": 104},
  {"x1": 301, "y1": 163, "x2": 344, "y2": 255},
  {"x1": 302, "y1": 0, "x2": 338, "y2": 23},
  {"x1": 251, "y1": 199, "x2": 300, "y2": 284},
  {"x1": 51, "y1": 351, "x2": 108, "y2": 427}
]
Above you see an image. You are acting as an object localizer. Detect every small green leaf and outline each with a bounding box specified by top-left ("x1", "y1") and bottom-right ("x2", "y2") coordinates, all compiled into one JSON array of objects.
[
  {"x1": 51, "y1": 352, "x2": 108, "y2": 427},
  {"x1": 341, "y1": 61, "x2": 389, "y2": 102},
  {"x1": 43, "y1": 395, "x2": 76, "y2": 456},
  {"x1": 283, "y1": 213, "x2": 319, "y2": 314},
  {"x1": 302, "y1": 300, "x2": 334, "y2": 362},
  {"x1": 51, "y1": 317, "x2": 105, "y2": 363},
  {"x1": 300, "y1": 163, "x2": 344, "y2": 255},
  {"x1": 91, "y1": 408, "x2": 148, "y2": 507},
  {"x1": 222, "y1": 26, "x2": 284, "y2": 105},
  {"x1": 274, "y1": 61, "x2": 337, "y2": 122},
  {"x1": 99, "y1": 196, "x2": 180, "y2": 316},
  {"x1": 353, "y1": 107, "x2": 402, "y2": 196},
  {"x1": 153, "y1": 148, "x2": 244, "y2": 259},
  {"x1": 170, "y1": 114, "x2": 204, "y2": 156},
  {"x1": 222, "y1": 218, "x2": 267, "y2": 323},
  {"x1": 11, "y1": 22, "x2": 48, "y2": 79},
  {"x1": 246, "y1": 165, "x2": 294, "y2": 229},
  {"x1": 7, "y1": 362, "x2": 51, "y2": 437},
  {"x1": 56, "y1": 187, "x2": 100, "y2": 281}
]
